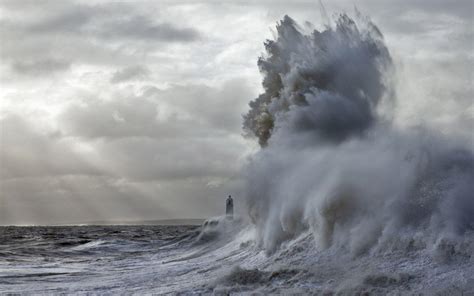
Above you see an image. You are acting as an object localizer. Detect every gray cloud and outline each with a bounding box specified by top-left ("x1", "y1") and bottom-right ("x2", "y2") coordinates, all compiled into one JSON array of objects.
[
  {"x1": 0, "y1": 1, "x2": 201, "y2": 80},
  {"x1": 0, "y1": 103, "x2": 247, "y2": 224},
  {"x1": 0, "y1": 78, "x2": 252, "y2": 224},
  {"x1": 0, "y1": 114, "x2": 100, "y2": 180},
  {"x1": 110, "y1": 65, "x2": 151, "y2": 84},
  {"x1": 92, "y1": 137, "x2": 243, "y2": 182},
  {"x1": 27, "y1": 7, "x2": 92, "y2": 34},
  {"x1": 56, "y1": 80, "x2": 253, "y2": 182},
  {"x1": 361, "y1": 0, "x2": 474, "y2": 20},
  {"x1": 61, "y1": 79, "x2": 253, "y2": 139},
  {"x1": 98, "y1": 17, "x2": 200, "y2": 42},
  {"x1": 1, "y1": 3, "x2": 199, "y2": 42},
  {"x1": 248, "y1": 0, "x2": 473, "y2": 21},
  {"x1": 11, "y1": 58, "x2": 71, "y2": 76}
]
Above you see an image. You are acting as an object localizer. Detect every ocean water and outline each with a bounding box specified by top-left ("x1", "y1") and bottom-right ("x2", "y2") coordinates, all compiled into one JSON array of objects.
[{"x1": 1, "y1": 217, "x2": 473, "y2": 295}]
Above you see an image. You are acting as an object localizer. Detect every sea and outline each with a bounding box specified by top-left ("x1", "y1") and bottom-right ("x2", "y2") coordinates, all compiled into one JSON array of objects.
[{"x1": 1, "y1": 216, "x2": 473, "y2": 295}]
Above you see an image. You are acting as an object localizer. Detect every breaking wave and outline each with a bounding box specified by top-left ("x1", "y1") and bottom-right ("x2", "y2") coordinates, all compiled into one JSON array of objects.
[{"x1": 243, "y1": 13, "x2": 474, "y2": 255}]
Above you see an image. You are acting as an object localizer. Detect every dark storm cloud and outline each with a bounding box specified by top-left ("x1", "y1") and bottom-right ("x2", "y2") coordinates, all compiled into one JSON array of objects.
[{"x1": 110, "y1": 65, "x2": 151, "y2": 84}]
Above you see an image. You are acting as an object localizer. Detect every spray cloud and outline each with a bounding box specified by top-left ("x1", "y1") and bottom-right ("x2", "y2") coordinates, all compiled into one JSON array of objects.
[{"x1": 243, "y1": 13, "x2": 474, "y2": 255}]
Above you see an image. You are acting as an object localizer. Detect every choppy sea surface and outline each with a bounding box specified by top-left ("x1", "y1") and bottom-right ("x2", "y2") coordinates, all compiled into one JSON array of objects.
[{"x1": 1, "y1": 218, "x2": 473, "y2": 295}]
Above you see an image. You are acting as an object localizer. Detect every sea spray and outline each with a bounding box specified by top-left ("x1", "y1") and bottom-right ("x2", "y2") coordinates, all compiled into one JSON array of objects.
[{"x1": 243, "y1": 13, "x2": 474, "y2": 254}]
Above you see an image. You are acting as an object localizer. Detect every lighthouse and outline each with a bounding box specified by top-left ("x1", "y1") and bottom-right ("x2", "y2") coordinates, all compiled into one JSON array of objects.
[{"x1": 226, "y1": 195, "x2": 234, "y2": 219}]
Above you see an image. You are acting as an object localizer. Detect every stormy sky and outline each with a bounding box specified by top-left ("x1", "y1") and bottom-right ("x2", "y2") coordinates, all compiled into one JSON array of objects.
[{"x1": 0, "y1": 0, "x2": 472, "y2": 225}]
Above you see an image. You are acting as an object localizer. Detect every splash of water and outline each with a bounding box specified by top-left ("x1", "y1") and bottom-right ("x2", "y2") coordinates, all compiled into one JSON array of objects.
[{"x1": 243, "y1": 13, "x2": 474, "y2": 254}]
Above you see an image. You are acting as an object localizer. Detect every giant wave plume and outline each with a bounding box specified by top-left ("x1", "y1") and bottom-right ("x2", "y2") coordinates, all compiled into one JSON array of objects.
[{"x1": 243, "y1": 13, "x2": 474, "y2": 255}]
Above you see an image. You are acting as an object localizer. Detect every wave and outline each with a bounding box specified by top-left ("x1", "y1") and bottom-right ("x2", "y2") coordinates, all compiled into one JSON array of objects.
[{"x1": 242, "y1": 13, "x2": 474, "y2": 256}]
